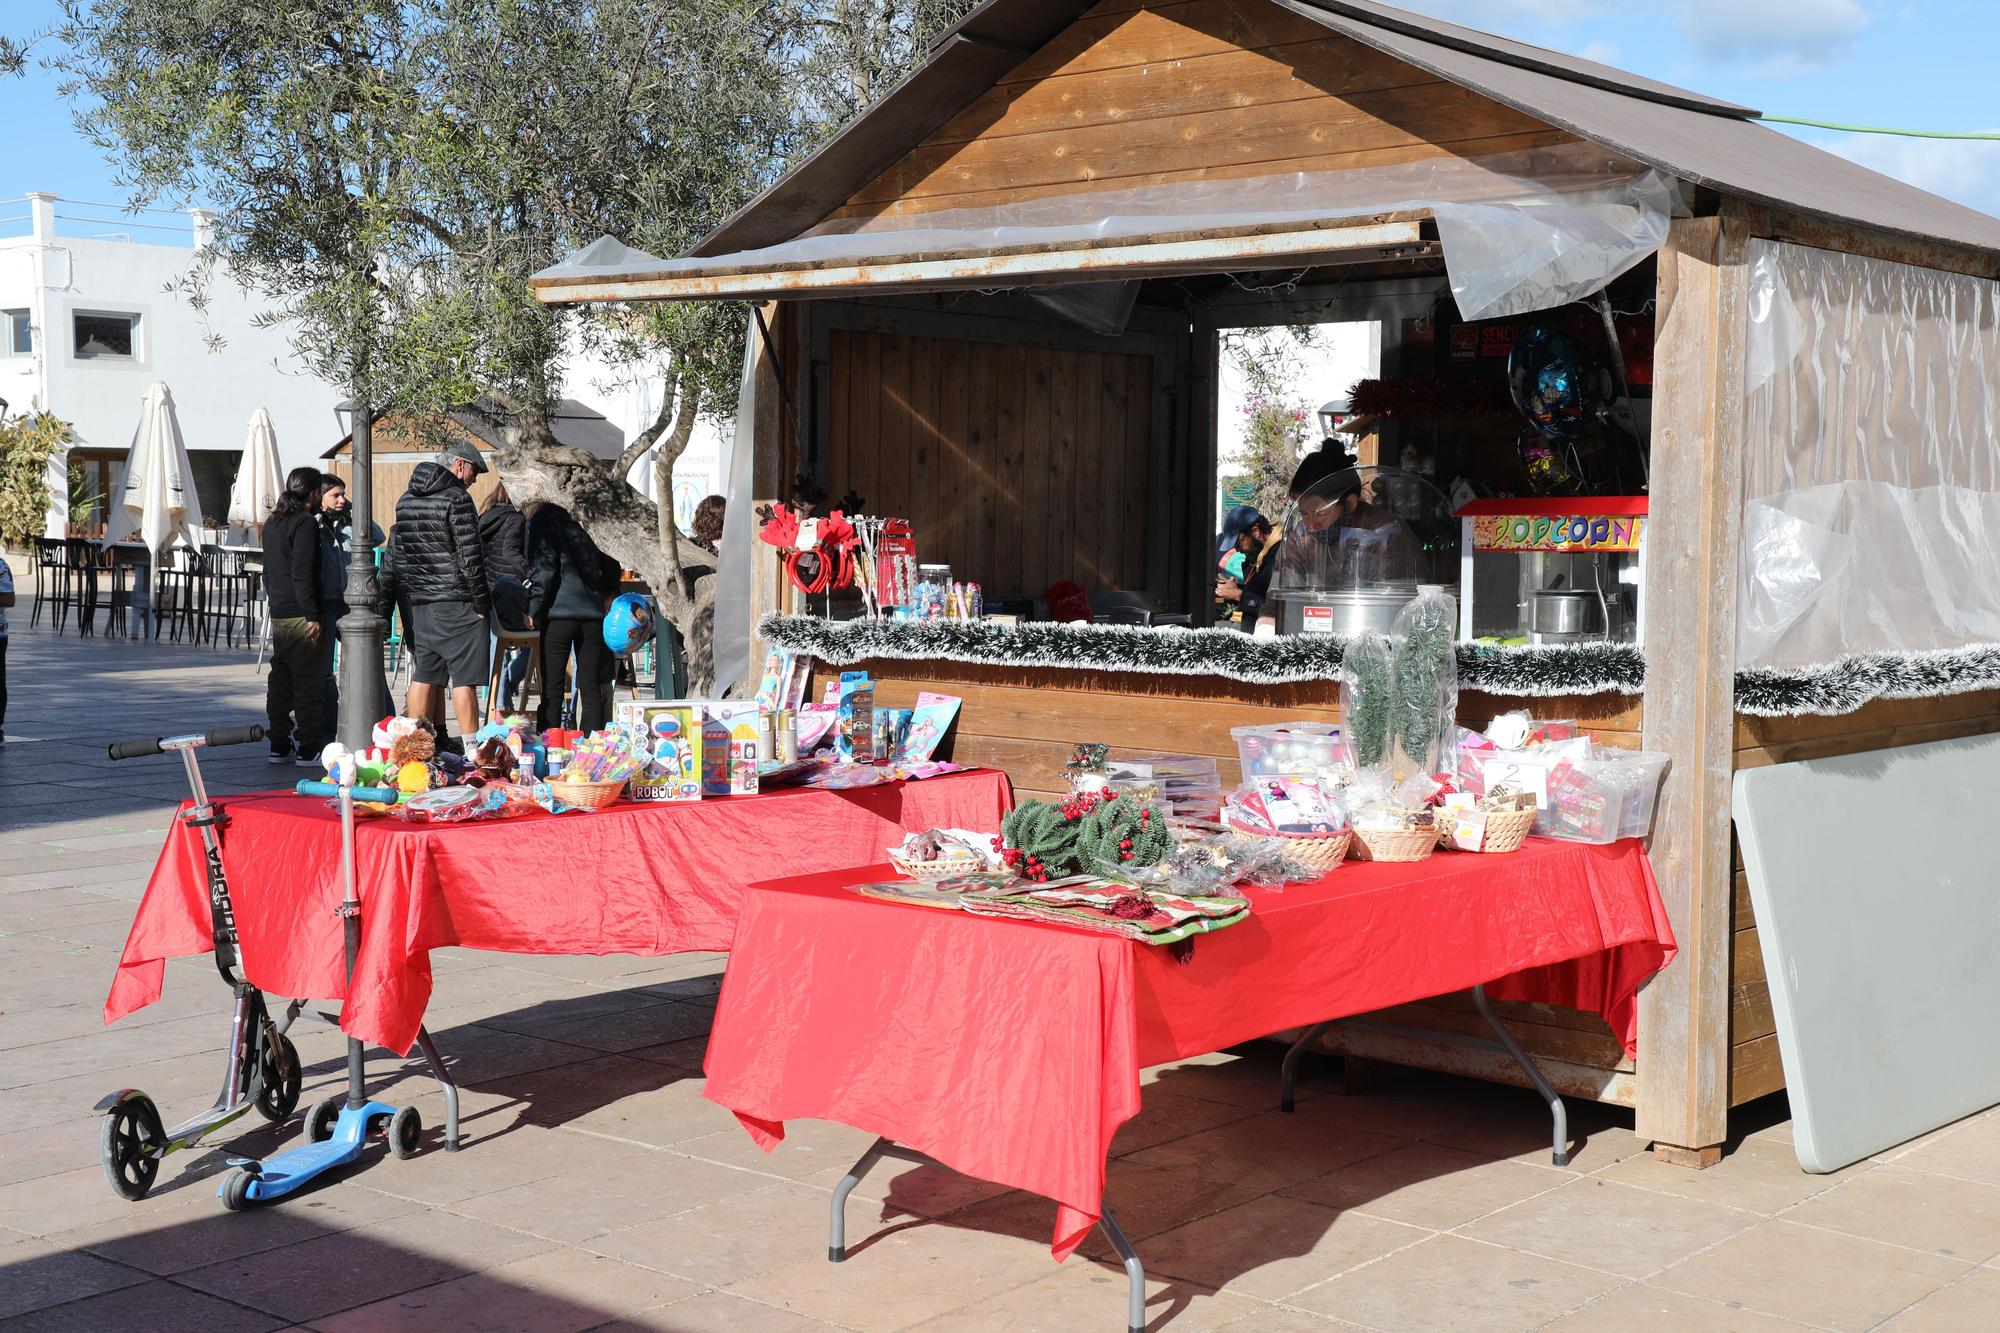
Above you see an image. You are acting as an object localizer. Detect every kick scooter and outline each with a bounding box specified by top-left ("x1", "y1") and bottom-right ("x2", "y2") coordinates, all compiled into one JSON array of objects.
[
  {"x1": 95, "y1": 724, "x2": 305, "y2": 1200},
  {"x1": 215, "y1": 774, "x2": 458, "y2": 1209}
]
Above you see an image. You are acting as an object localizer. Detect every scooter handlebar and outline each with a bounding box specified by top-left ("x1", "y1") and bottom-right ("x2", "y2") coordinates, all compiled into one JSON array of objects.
[
  {"x1": 107, "y1": 724, "x2": 266, "y2": 761},
  {"x1": 295, "y1": 780, "x2": 401, "y2": 805}
]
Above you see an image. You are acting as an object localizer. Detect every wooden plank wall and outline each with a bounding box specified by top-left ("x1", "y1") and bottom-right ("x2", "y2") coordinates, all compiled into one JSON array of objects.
[
  {"x1": 1724, "y1": 691, "x2": 2000, "y2": 1107},
  {"x1": 828, "y1": 0, "x2": 1581, "y2": 228},
  {"x1": 824, "y1": 327, "x2": 1154, "y2": 595},
  {"x1": 856, "y1": 657, "x2": 1644, "y2": 1102}
]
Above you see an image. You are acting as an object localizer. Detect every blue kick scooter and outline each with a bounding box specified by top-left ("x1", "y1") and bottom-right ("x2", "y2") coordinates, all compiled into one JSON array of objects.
[{"x1": 216, "y1": 773, "x2": 457, "y2": 1209}]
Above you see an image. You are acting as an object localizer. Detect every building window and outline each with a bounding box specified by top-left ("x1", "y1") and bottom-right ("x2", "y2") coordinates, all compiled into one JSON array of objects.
[
  {"x1": 3, "y1": 310, "x2": 28, "y2": 356},
  {"x1": 73, "y1": 310, "x2": 140, "y2": 360}
]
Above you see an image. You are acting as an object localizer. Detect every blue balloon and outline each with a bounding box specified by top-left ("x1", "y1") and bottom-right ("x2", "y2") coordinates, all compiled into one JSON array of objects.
[
  {"x1": 603, "y1": 593, "x2": 654, "y2": 655},
  {"x1": 1508, "y1": 325, "x2": 1597, "y2": 441}
]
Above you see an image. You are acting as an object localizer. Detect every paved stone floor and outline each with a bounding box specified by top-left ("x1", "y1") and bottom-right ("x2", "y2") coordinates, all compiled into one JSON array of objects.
[{"x1": 3, "y1": 620, "x2": 2000, "y2": 1331}]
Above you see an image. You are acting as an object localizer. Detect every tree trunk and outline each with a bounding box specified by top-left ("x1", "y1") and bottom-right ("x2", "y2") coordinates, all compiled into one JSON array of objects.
[{"x1": 496, "y1": 398, "x2": 718, "y2": 695}]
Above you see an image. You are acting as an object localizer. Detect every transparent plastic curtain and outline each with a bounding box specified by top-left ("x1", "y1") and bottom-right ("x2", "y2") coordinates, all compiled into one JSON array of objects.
[
  {"x1": 544, "y1": 143, "x2": 1682, "y2": 323},
  {"x1": 1738, "y1": 240, "x2": 2000, "y2": 668},
  {"x1": 710, "y1": 322, "x2": 760, "y2": 697}
]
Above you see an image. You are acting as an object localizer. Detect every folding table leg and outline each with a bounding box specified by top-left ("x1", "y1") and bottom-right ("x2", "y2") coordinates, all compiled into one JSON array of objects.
[
  {"x1": 1470, "y1": 985, "x2": 1569, "y2": 1166},
  {"x1": 828, "y1": 1137, "x2": 893, "y2": 1261},
  {"x1": 1279, "y1": 1020, "x2": 1335, "y2": 1112},
  {"x1": 1098, "y1": 1207, "x2": 1147, "y2": 1333},
  {"x1": 412, "y1": 1026, "x2": 461, "y2": 1152}
]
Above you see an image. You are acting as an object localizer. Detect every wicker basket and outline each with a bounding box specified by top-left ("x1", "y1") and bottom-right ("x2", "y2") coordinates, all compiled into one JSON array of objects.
[
  {"x1": 1227, "y1": 820, "x2": 1351, "y2": 872},
  {"x1": 1349, "y1": 824, "x2": 1439, "y2": 863},
  {"x1": 1438, "y1": 806, "x2": 1538, "y2": 854},
  {"x1": 546, "y1": 777, "x2": 628, "y2": 810},
  {"x1": 889, "y1": 853, "x2": 988, "y2": 882}
]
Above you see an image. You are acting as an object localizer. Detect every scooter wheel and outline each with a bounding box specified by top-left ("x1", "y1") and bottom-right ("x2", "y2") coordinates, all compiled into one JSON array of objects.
[
  {"x1": 388, "y1": 1104, "x2": 423, "y2": 1160},
  {"x1": 100, "y1": 1098, "x2": 167, "y2": 1201},
  {"x1": 255, "y1": 1033, "x2": 302, "y2": 1123},
  {"x1": 221, "y1": 1169, "x2": 257, "y2": 1212},
  {"x1": 303, "y1": 1095, "x2": 341, "y2": 1144}
]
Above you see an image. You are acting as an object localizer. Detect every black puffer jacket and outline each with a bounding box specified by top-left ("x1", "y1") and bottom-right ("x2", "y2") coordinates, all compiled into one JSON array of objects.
[{"x1": 388, "y1": 462, "x2": 490, "y2": 616}]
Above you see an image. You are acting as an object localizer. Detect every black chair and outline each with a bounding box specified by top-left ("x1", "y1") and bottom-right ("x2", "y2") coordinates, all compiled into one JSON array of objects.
[
  {"x1": 30, "y1": 538, "x2": 65, "y2": 630},
  {"x1": 201, "y1": 545, "x2": 253, "y2": 647},
  {"x1": 103, "y1": 547, "x2": 149, "y2": 639},
  {"x1": 65, "y1": 539, "x2": 104, "y2": 637}
]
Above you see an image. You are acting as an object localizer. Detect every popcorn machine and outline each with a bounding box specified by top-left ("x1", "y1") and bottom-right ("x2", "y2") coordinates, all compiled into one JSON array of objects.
[{"x1": 1454, "y1": 498, "x2": 1647, "y2": 645}]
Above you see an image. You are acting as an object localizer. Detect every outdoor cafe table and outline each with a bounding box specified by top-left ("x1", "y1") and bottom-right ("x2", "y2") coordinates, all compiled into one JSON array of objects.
[
  {"x1": 105, "y1": 769, "x2": 1012, "y2": 1055},
  {"x1": 701, "y1": 836, "x2": 1674, "y2": 1291}
]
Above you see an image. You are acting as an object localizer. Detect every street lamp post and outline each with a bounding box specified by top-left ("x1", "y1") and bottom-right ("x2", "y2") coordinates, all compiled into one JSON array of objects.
[{"x1": 334, "y1": 399, "x2": 388, "y2": 747}]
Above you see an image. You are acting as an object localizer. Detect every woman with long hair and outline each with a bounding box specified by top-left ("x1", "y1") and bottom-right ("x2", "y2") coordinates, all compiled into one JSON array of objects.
[{"x1": 262, "y1": 466, "x2": 331, "y2": 764}]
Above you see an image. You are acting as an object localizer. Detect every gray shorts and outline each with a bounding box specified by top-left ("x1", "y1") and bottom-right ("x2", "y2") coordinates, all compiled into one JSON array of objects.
[{"x1": 411, "y1": 602, "x2": 490, "y2": 688}]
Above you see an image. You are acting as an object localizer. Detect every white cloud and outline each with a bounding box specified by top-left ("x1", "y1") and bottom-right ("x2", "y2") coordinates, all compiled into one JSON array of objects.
[
  {"x1": 1670, "y1": 0, "x2": 1870, "y2": 75},
  {"x1": 1814, "y1": 132, "x2": 2000, "y2": 222},
  {"x1": 1399, "y1": 2, "x2": 1610, "y2": 26}
]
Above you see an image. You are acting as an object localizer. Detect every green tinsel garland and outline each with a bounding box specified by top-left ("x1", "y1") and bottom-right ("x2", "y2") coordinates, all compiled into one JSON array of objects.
[
  {"x1": 1343, "y1": 632, "x2": 1395, "y2": 768},
  {"x1": 1391, "y1": 595, "x2": 1456, "y2": 770}
]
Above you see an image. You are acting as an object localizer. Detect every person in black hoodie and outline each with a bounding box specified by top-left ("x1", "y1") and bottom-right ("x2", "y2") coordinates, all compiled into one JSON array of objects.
[
  {"x1": 314, "y1": 473, "x2": 386, "y2": 748},
  {"x1": 478, "y1": 485, "x2": 533, "y2": 713},
  {"x1": 527, "y1": 503, "x2": 621, "y2": 732},
  {"x1": 261, "y1": 467, "x2": 329, "y2": 765},
  {"x1": 385, "y1": 439, "x2": 491, "y2": 740}
]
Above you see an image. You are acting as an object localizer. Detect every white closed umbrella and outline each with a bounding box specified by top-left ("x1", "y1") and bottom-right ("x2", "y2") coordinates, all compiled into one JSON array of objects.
[
  {"x1": 227, "y1": 408, "x2": 282, "y2": 537},
  {"x1": 102, "y1": 382, "x2": 204, "y2": 632}
]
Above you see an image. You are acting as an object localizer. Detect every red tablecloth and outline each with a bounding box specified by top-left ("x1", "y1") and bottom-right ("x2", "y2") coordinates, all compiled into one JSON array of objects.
[
  {"x1": 702, "y1": 837, "x2": 1672, "y2": 1259},
  {"x1": 106, "y1": 771, "x2": 1012, "y2": 1053}
]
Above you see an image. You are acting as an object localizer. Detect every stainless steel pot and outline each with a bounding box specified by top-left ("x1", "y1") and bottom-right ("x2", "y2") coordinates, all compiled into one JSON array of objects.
[
  {"x1": 1530, "y1": 591, "x2": 1602, "y2": 637},
  {"x1": 1277, "y1": 586, "x2": 1418, "y2": 636}
]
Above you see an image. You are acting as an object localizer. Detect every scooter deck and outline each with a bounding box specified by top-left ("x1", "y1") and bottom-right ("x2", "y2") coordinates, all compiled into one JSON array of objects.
[{"x1": 232, "y1": 1102, "x2": 394, "y2": 1204}]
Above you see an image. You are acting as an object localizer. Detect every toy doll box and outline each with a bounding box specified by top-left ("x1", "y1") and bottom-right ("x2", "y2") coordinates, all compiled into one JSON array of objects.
[
  {"x1": 615, "y1": 702, "x2": 704, "y2": 802},
  {"x1": 701, "y1": 702, "x2": 762, "y2": 797}
]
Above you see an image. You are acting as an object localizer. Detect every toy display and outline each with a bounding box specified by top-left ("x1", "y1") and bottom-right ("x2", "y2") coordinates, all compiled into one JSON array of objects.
[
  {"x1": 887, "y1": 828, "x2": 1000, "y2": 880},
  {"x1": 615, "y1": 702, "x2": 705, "y2": 802},
  {"x1": 701, "y1": 703, "x2": 762, "y2": 796},
  {"x1": 835, "y1": 672, "x2": 875, "y2": 763}
]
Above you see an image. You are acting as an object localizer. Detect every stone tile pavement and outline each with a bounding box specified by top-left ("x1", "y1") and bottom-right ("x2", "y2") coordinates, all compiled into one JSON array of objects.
[{"x1": 4, "y1": 621, "x2": 2000, "y2": 1331}]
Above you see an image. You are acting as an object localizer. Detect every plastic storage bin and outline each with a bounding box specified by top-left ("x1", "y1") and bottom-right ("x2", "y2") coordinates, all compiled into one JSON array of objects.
[
  {"x1": 1106, "y1": 753, "x2": 1220, "y2": 820},
  {"x1": 1542, "y1": 748, "x2": 1671, "y2": 844},
  {"x1": 1232, "y1": 722, "x2": 1342, "y2": 784}
]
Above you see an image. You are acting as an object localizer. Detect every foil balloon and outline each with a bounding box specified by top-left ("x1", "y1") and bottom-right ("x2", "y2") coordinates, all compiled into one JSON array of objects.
[
  {"x1": 1508, "y1": 325, "x2": 1597, "y2": 441},
  {"x1": 1517, "y1": 431, "x2": 1585, "y2": 497},
  {"x1": 603, "y1": 593, "x2": 654, "y2": 655}
]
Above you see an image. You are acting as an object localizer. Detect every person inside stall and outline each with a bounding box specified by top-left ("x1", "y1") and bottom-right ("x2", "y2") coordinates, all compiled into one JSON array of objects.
[
  {"x1": 1213, "y1": 506, "x2": 1272, "y2": 628},
  {"x1": 527, "y1": 503, "x2": 622, "y2": 732},
  {"x1": 1220, "y1": 442, "x2": 1361, "y2": 632}
]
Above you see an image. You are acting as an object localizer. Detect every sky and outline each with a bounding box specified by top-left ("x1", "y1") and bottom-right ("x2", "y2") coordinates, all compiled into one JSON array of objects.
[{"x1": 2, "y1": 0, "x2": 1996, "y2": 239}]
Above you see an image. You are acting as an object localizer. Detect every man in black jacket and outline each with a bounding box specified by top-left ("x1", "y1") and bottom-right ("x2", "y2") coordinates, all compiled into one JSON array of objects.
[
  {"x1": 388, "y1": 439, "x2": 492, "y2": 739},
  {"x1": 262, "y1": 467, "x2": 329, "y2": 764}
]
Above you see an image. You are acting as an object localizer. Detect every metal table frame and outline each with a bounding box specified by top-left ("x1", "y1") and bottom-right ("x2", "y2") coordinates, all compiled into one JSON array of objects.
[
  {"x1": 829, "y1": 1137, "x2": 1150, "y2": 1333},
  {"x1": 823, "y1": 984, "x2": 1570, "y2": 1333},
  {"x1": 1279, "y1": 982, "x2": 1571, "y2": 1166}
]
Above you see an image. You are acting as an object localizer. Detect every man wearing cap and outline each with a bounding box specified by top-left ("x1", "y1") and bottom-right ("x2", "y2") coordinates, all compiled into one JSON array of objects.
[{"x1": 386, "y1": 439, "x2": 493, "y2": 741}]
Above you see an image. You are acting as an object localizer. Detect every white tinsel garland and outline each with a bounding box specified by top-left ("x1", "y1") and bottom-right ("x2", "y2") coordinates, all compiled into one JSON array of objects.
[{"x1": 760, "y1": 615, "x2": 2000, "y2": 719}]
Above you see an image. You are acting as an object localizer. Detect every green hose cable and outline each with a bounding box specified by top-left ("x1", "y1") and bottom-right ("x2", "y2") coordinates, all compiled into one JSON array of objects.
[{"x1": 1759, "y1": 115, "x2": 2000, "y2": 141}]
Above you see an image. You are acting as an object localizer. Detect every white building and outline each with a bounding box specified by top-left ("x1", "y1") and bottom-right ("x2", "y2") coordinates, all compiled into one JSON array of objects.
[
  {"x1": 0, "y1": 192, "x2": 346, "y2": 536},
  {"x1": 0, "y1": 191, "x2": 727, "y2": 537}
]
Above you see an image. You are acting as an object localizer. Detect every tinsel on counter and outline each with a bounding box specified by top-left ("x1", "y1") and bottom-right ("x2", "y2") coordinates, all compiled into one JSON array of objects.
[{"x1": 760, "y1": 615, "x2": 2000, "y2": 718}]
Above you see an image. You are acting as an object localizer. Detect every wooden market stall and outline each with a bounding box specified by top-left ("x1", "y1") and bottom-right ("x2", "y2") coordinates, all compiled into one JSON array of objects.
[{"x1": 535, "y1": 0, "x2": 2000, "y2": 1166}]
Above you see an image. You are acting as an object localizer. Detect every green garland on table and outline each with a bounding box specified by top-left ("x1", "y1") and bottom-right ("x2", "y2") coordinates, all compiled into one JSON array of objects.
[{"x1": 1001, "y1": 791, "x2": 1168, "y2": 882}]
